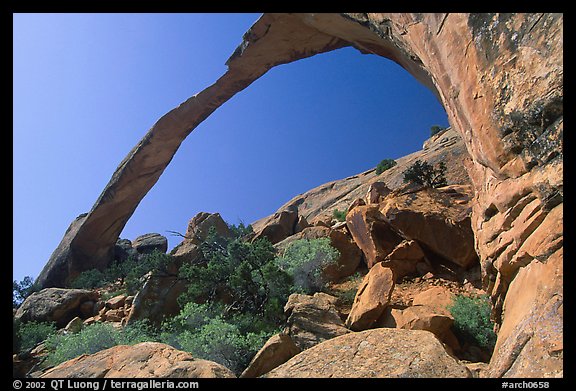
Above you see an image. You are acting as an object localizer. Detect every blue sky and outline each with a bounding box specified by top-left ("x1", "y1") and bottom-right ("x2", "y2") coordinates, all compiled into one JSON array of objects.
[{"x1": 13, "y1": 13, "x2": 449, "y2": 282}]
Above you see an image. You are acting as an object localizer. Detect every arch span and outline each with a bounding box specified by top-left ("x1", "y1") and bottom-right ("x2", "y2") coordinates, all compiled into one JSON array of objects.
[{"x1": 36, "y1": 13, "x2": 563, "y2": 377}]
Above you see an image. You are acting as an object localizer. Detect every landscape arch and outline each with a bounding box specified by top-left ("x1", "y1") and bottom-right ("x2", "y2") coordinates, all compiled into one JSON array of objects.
[{"x1": 36, "y1": 13, "x2": 563, "y2": 377}]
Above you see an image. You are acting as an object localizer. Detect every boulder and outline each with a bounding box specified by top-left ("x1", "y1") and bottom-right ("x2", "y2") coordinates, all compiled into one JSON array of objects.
[
  {"x1": 412, "y1": 286, "x2": 454, "y2": 316},
  {"x1": 15, "y1": 288, "x2": 99, "y2": 328},
  {"x1": 183, "y1": 212, "x2": 232, "y2": 245},
  {"x1": 126, "y1": 273, "x2": 187, "y2": 326},
  {"x1": 276, "y1": 226, "x2": 362, "y2": 281},
  {"x1": 79, "y1": 301, "x2": 96, "y2": 318},
  {"x1": 345, "y1": 263, "x2": 395, "y2": 331},
  {"x1": 384, "y1": 239, "x2": 427, "y2": 280},
  {"x1": 253, "y1": 208, "x2": 298, "y2": 244},
  {"x1": 170, "y1": 212, "x2": 231, "y2": 266},
  {"x1": 264, "y1": 328, "x2": 471, "y2": 378},
  {"x1": 393, "y1": 305, "x2": 455, "y2": 344},
  {"x1": 379, "y1": 187, "x2": 478, "y2": 269},
  {"x1": 105, "y1": 294, "x2": 126, "y2": 310},
  {"x1": 63, "y1": 316, "x2": 83, "y2": 334},
  {"x1": 240, "y1": 333, "x2": 300, "y2": 378},
  {"x1": 132, "y1": 233, "x2": 168, "y2": 255},
  {"x1": 284, "y1": 293, "x2": 349, "y2": 351},
  {"x1": 294, "y1": 215, "x2": 310, "y2": 233},
  {"x1": 346, "y1": 205, "x2": 404, "y2": 268},
  {"x1": 347, "y1": 198, "x2": 366, "y2": 213},
  {"x1": 366, "y1": 182, "x2": 391, "y2": 204},
  {"x1": 40, "y1": 342, "x2": 236, "y2": 378},
  {"x1": 114, "y1": 238, "x2": 136, "y2": 262}
]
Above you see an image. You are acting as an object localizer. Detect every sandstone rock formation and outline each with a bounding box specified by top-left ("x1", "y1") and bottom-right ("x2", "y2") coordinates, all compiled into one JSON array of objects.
[
  {"x1": 252, "y1": 207, "x2": 299, "y2": 244},
  {"x1": 283, "y1": 292, "x2": 349, "y2": 351},
  {"x1": 15, "y1": 288, "x2": 99, "y2": 328},
  {"x1": 170, "y1": 212, "x2": 231, "y2": 265},
  {"x1": 126, "y1": 273, "x2": 186, "y2": 326},
  {"x1": 40, "y1": 342, "x2": 236, "y2": 378},
  {"x1": 264, "y1": 328, "x2": 471, "y2": 378},
  {"x1": 384, "y1": 239, "x2": 428, "y2": 279},
  {"x1": 36, "y1": 13, "x2": 562, "y2": 377},
  {"x1": 132, "y1": 233, "x2": 168, "y2": 255},
  {"x1": 345, "y1": 263, "x2": 395, "y2": 331},
  {"x1": 379, "y1": 185, "x2": 478, "y2": 268},
  {"x1": 240, "y1": 333, "x2": 300, "y2": 378},
  {"x1": 346, "y1": 205, "x2": 404, "y2": 268}
]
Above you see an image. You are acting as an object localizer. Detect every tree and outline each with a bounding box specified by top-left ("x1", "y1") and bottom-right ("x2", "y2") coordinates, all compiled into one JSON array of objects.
[
  {"x1": 178, "y1": 227, "x2": 291, "y2": 323},
  {"x1": 375, "y1": 158, "x2": 397, "y2": 175},
  {"x1": 13, "y1": 276, "x2": 38, "y2": 308},
  {"x1": 430, "y1": 125, "x2": 447, "y2": 137},
  {"x1": 402, "y1": 160, "x2": 447, "y2": 188}
]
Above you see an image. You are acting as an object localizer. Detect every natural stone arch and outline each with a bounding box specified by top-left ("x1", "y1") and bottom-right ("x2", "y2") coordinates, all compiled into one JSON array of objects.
[{"x1": 36, "y1": 13, "x2": 562, "y2": 377}]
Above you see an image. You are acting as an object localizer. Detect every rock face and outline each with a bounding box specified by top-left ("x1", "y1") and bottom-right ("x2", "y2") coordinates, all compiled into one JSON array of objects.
[
  {"x1": 384, "y1": 239, "x2": 427, "y2": 280},
  {"x1": 252, "y1": 208, "x2": 299, "y2": 244},
  {"x1": 283, "y1": 293, "x2": 349, "y2": 351},
  {"x1": 379, "y1": 186, "x2": 478, "y2": 268},
  {"x1": 36, "y1": 13, "x2": 563, "y2": 378},
  {"x1": 240, "y1": 333, "x2": 300, "y2": 378},
  {"x1": 15, "y1": 288, "x2": 99, "y2": 328},
  {"x1": 126, "y1": 273, "x2": 186, "y2": 326},
  {"x1": 40, "y1": 342, "x2": 236, "y2": 378},
  {"x1": 346, "y1": 205, "x2": 403, "y2": 268},
  {"x1": 264, "y1": 328, "x2": 471, "y2": 378},
  {"x1": 345, "y1": 263, "x2": 395, "y2": 331}
]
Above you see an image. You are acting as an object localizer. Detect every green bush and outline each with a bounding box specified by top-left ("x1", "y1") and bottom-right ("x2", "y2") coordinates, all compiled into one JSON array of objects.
[
  {"x1": 166, "y1": 314, "x2": 269, "y2": 375},
  {"x1": 448, "y1": 294, "x2": 496, "y2": 351},
  {"x1": 277, "y1": 238, "x2": 340, "y2": 294},
  {"x1": 333, "y1": 209, "x2": 347, "y2": 222},
  {"x1": 402, "y1": 160, "x2": 447, "y2": 188},
  {"x1": 228, "y1": 222, "x2": 254, "y2": 239},
  {"x1": 430, "y1": 125, "x2": 447, "y2": 137},
  {"x1": 70, "y1": 250, "x2": 173, "y2": 295},
  {"x1": 178, "y1": 229, "x2": 291, "y2": 324},
  {"x1": 70, "y1": 269, "x2": 107, "y2": 290},
  {"x1": 13, "y1": 276, "x2": 39, "y2": 308},
  {"x1": 375, "y1": 158, "x2": 397, "y2": 175},
  {"x1": 45, "y1": 323, "x2": 119, "y2": 366},
  {"x1": 45, "y1": 321, "x2": 157, "y2": 366},
  {"x1": 17, "y1": 321, "x2": 57, "y2": 352},
  {"x1": 160, "y1": 302, "x2": 274, "y2": 375}
]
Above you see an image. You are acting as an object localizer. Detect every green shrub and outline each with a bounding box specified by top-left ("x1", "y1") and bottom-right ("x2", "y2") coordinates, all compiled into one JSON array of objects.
[
  {"x1": 334, "y1": 272, "x2": 363, "y2": 306},
  {"x1": 172, "y1": 317, "x2": 269, "y2": 375},
  {"x1": 17, "y1": 321, "x2": 57, "y2": 352},
  {"x1": 70, "y1": 269, "x2": 107, "y2": 290},
  {"x1": 375, "y1": 158, "x2": 397, "y2": 175},
  {"x1": 333, "y1": 209, "x2": 347, "y2": 222},
  {"x1": 448, "y1": 294, "x2": 496, "y2": 351},
  {"x1": 160, "y1": 302, "x2": 274, "y2": 375},
  {"x1": 70, "y1": 250, "x2": 173, "y2": 295},
  {"x1": 228, "y1": 222, "x2": 254, "y2": 239},
  {"x1": 277, "y1": 238, "x2": 340, "y2": 294},
  {"x1": 45, "y1": 323, "x2": 119, "y2": 366},
  {"x1": 13, "y1": 276, "x2": 39, "y2": 308},
  {"x1": 178, "y1": 229, "x2": 291, "y2": 324},
  {"x1": 402, "y1": 160, "x2": 447, "y2": 188},
  {"x1": 430, "y1": 125, "x2": 447, "y2": 137},
  {"x1": 45, "y1": 321, "x2": 157, "y2": 366}
]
